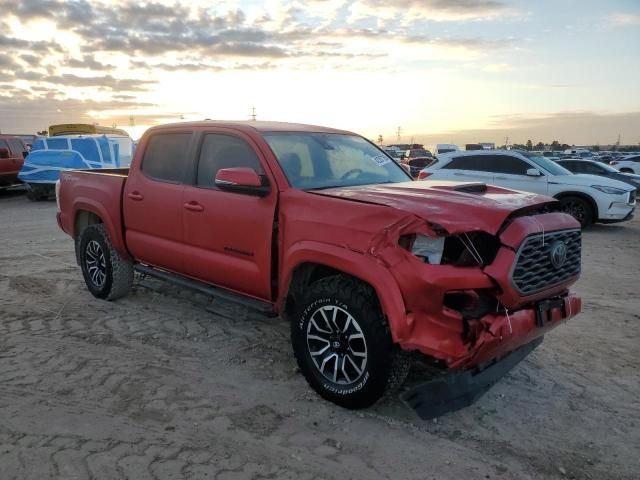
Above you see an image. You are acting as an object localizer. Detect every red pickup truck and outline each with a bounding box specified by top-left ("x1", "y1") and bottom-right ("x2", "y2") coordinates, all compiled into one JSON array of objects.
[
  {"x1": 0, "y1": 135, "x2": 27, "y2": 186},
  {"x1": 57, "y1": 121, "x2": 582, "y2": 412}
]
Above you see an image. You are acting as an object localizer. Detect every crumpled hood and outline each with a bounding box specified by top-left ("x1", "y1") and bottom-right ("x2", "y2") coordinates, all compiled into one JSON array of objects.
[{"x1": 311, "y1": 181, "x2": 556, "y2": 235}]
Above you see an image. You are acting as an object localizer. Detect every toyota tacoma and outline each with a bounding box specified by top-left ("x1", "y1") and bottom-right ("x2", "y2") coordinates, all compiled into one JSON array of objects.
[{"x1": 56, "y1": 121, "x2": 582, "y2": 413}]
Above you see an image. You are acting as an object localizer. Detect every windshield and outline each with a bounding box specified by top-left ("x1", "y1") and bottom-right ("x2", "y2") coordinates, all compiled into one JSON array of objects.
[
  {"x1": 519, "y1": 151, "x2": 572, "y2": 176},
  {"x1": 264, "y1": 133, "x2": 411, "y2": 189}
]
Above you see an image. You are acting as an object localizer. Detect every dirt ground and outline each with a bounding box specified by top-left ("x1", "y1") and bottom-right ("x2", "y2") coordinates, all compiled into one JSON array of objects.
[{"x1": 0, "y1": 189, "x2": 638, "y2": 480}]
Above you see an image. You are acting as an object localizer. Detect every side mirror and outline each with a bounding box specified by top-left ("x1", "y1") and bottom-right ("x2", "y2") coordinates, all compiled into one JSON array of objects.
[
  {"x1": 526, "y1": 168, "x2": 543, "y2": 177},
  {"x1": 0, "y1": 148, "x2": 9, "y2": 159},
  {"x1": 215, "y1": 167, "x2": 270, "y2": 197}
]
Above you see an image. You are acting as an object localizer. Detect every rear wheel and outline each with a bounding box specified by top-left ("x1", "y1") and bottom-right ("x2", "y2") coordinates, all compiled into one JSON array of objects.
[
  {"x1": 78, "y1": 224, "x2": 133, "y2": 300},
  {"x1": 558, "y1": 195, "x2": 593, "y2": 227},
  {"x1": 291, "y1": 275, "x2": 409, "y2": 409},
  {"x1": 620, "y1": 168, "x2": 634, "y2": 173}
]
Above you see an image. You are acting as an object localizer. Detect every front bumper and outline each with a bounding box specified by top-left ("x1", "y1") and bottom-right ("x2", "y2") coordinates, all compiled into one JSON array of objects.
[
  {"x1": 391, "y1": 213, "x2": 582, "y2": 368},
  {"x1": 402, "y1": 336, "x2": 543, "y2": 419},
  {"x1": 400, "y1": 293, "x2": 581, "y2": 368},
  {"x1": 598, "y1": 196, "x2": 635, "y2": 222},
  {"x1": 599, "y1": 202, "x2": 635, "y2": 222}
]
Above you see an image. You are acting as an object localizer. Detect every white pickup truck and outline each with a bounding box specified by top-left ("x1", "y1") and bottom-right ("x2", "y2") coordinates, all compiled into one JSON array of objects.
[{"x1": 419, "y1": 149, "x2": 636, "y2": 226}]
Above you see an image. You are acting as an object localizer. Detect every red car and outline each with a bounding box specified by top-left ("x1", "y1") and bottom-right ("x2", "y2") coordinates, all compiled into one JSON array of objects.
[
  {"x1": 0, "y1": 135, "x2": 27, "y2": 186},
  {"x1": 56, "y1": 121, "x2": 582, "y2": 414}
]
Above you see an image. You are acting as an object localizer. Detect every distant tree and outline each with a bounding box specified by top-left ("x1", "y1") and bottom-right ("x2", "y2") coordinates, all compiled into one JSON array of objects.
[
  {"x1": 592, "y1": 145, "x2": 600, "y2": 152},
  {"x1": 37, "y1": 130, "x2": 48, "y2": 136},
  {"x1": 526, "y1": 139, "x2": 533, "y2": 151},
  {"x1": 512, "y1": 143, "x2": 527, "y2": 150},
  {"x1": 550, "y1": 140, "x2": 561, "y2": 150},
  {"x1": 377, "y1": 135, "x2": 383, "y2": 145},
  {"x1": 561, "y1": 143, "x2": 570, "y2": 150},
  {"x1": 535, "y1": 141, "x2": 545, "y2": 150}
]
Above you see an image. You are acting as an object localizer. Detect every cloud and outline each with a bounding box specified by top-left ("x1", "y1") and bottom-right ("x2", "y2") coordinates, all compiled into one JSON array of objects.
[
  {"x1": 0, "y1": 52, "x2": 18, "y2": 69},
  {"x1": 0, "y1": 92, "x2": 158, "y2": 133},
  {"x1": 608, "y1": 13, "x2": 640, "y2": 26},
  {"x1": 6, "y1": 71, "x2": 157, "y2": 91},
  {"x1": 351, "y1": 0, "x2": 512, "y2": 22},
  {"x1": 66, "y1": 54, "x2": 114, "y2": 71}
]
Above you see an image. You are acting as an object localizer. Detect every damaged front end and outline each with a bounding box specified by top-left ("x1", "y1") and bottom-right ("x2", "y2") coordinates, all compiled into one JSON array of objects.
[{"x1": 368, "y1": 209, "x2": 582, "y2": 416}]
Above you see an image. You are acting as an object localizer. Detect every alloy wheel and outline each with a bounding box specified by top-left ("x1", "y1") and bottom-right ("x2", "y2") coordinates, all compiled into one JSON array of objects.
[
  {"x1": 85, "y1": 240, "x2": 107, "y2": 288},
  {"x1": 306, "y1": 305, "x2": 368, "y2": 385}
]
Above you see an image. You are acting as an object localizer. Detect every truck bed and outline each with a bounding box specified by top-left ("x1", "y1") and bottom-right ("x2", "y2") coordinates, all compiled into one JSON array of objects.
[
  {"x1": 69, "y1": 167, "x2": 130, "y2": 177},
  {"x1": 57, "y1": 168, "x2": 130, "y2": 257}
]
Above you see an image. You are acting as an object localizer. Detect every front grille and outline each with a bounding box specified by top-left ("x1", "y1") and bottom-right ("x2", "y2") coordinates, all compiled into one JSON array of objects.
[{"x1": 511, "y1": 229, "x2": 581, "y2": 296}]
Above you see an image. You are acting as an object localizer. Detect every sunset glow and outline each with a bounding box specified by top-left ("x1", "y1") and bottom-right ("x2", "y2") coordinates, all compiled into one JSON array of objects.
[{"x1": 1, "y1": 0, "x2": 639, "y2": 144}]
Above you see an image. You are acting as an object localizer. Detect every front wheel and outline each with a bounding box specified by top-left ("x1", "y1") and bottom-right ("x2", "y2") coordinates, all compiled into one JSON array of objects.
[
  {"x1": 78, "y1": 224, "x2": 133, "y2": 300},
  {"x1": 558, "y1": 195, "x2": 593, "y2": 227},
  {"x1": 291, "y1": 276, "x2": 409, "y2": 409}
]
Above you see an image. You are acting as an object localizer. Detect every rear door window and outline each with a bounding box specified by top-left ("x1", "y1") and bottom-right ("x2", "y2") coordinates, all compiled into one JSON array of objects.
[
  {"x1": 443, "y1": 155, "x2": 485, "y2": 171},
  {"x1": 0, "y1": 139, "x2": 9, "y2": 152},
  {"x1": 561, "y1": 161, "x2": 582, "y2": 173},
  {"x1": 487, "y1": 155, "x2": 530, "y2": 175},
  {"x1": 196, "y1": 134, "x2": 263, "y2": 188},
  {"x1": 141, "y1": 133, "x2": 192, "y2": 183}
]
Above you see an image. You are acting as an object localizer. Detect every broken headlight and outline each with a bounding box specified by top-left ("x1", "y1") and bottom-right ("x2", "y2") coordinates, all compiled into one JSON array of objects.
[
  {"x1": 411, "y1": 235, "x2": 445, "y2": 264},
  {"x1": 400, "y1": 232, "x2": 500, "y2": 266}
]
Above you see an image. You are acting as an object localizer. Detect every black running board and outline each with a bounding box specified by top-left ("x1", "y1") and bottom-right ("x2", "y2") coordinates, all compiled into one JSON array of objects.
[
  {"x1": 134, "y1": 264, "x2": 275, "y2": 315},
  {"x1": 401, "y1": 337, "x2": 543, "y2": 420}
]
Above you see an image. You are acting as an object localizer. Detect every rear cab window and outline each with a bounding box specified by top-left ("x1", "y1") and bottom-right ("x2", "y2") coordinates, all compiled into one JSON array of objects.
[{"x1": 141, "y1": 133, "x2": 192, "y2": 183}]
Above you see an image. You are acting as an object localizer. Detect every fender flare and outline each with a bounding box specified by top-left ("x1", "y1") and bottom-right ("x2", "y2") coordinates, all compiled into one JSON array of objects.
[
  {"x1": 72, "y1": 197, "x2": 129, "y2": 259},
  {"x1": 279, "y1": 240, "x2": 411, "y2": 342}
]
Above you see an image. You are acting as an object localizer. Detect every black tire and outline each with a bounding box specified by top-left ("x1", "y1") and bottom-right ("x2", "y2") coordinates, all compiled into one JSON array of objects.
[
  {"x1": 291, "y1": 275, "x2": 409, "y2": 409},
  {"x1": 620, "y1": 168, "x2": 634, "y2": 173},
  {"x1": 26, "y1": 184, "x2": 49, "y2": 201},
  {"x1": 78, "y1": 224, "x2": 133, "y2": 300},
  {"x1": 558, "y1": 195, "x2": 593, "y2": 227}
]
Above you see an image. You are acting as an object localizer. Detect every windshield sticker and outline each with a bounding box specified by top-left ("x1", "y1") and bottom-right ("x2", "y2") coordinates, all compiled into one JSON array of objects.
[{"x1": 372, "y1": 155, "x2": 391, "y2": 166}]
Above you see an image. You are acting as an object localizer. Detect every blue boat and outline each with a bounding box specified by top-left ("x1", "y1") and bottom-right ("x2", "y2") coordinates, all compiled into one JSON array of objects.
[{"x1": 18, "y1": 134, "x2": 134, "y2": 200}]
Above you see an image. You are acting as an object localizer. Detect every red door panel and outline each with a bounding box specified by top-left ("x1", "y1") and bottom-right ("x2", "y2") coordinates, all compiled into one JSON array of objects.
[
  {"x1": 122, "y1": 131, "x2": 192, "y2": 273},
  {"x1": 124, "y1": 175, "x2": 185, "y2": 273},
  {"x1": 182, "y1": 186, "x2": 276, "y2": 299},
  {"x1": 182, "y1": 131, "x2": 277, "y2": 301}
]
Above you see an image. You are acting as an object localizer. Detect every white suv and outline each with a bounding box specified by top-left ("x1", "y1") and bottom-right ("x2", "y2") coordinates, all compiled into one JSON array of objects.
[
  {"x1": 611, "y1": 154, "x2": 640, "y2": 174},
  {"x1": 419, "y1": 149, "x2": 636, "y2": 226}
]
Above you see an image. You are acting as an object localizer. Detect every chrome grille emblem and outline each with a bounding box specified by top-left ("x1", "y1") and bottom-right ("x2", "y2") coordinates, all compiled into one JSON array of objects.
[{"x1": 550, "y1": 241, "x2": 568, "y2": 269}]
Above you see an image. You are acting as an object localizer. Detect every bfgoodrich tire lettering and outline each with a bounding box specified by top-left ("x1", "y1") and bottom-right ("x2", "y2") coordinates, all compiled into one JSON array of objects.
[
  {"x1": 79, "y1": 224, "x2": 133, "y2": 301},
  {"x1": 291, "y1": 275, "x2": 409, "y2": 409}
]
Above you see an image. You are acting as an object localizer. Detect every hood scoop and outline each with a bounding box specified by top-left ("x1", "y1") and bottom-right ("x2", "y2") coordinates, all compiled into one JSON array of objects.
[{"x1": 452, "y1": 183, "x2": 487, "y2": 194}]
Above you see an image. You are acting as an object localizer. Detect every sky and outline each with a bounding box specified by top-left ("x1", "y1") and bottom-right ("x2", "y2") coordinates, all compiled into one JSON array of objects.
[{"x1": 0, "y1": 0, "x2": 639, "y2": 145}]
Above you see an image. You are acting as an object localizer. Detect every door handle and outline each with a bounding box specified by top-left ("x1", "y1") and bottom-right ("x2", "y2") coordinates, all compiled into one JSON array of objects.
[
  {"x1": 183, "y1": 201, "x2": 204, "y2": 212},
  {"x1": 128, "y1": 192, "x2": 144, "y2": 201}
]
